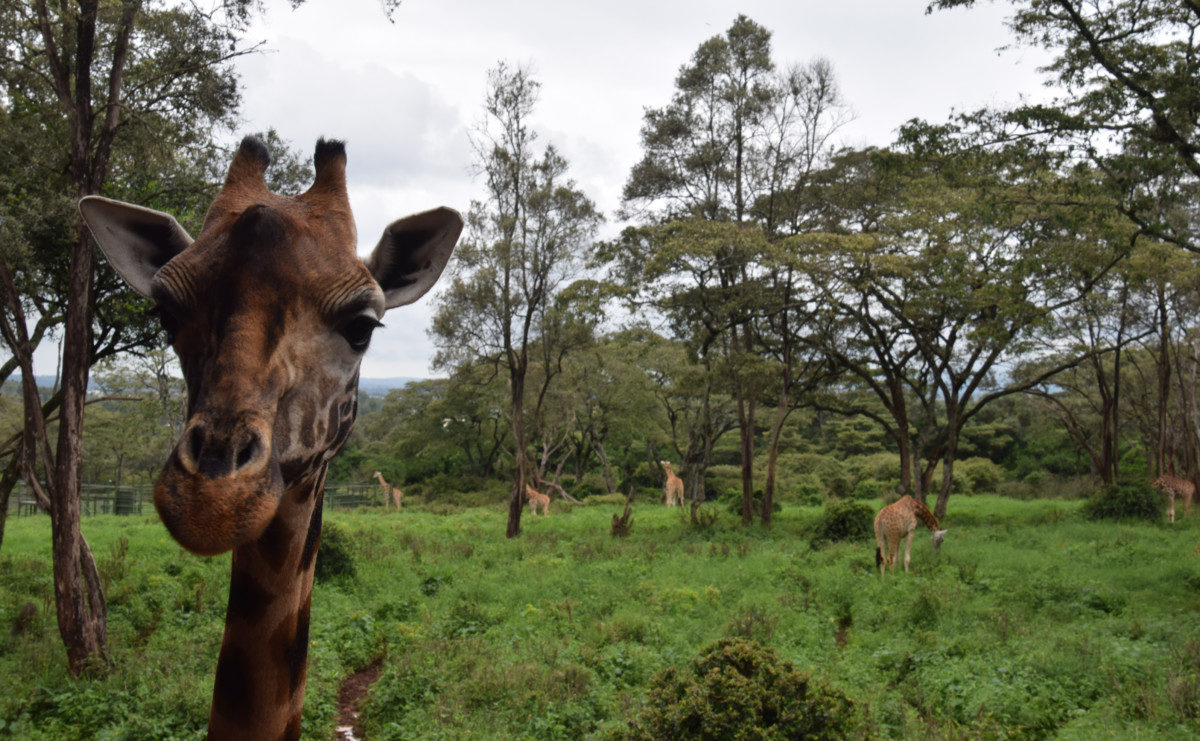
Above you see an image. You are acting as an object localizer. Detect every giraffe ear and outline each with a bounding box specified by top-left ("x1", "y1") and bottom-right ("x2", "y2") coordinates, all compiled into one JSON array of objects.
[
  {"x1": 79, "y1": 196, "x2": 193, "y2": 298},
  {"x1": 367, "y1": 206, "x2": 463, "y2": 309}
]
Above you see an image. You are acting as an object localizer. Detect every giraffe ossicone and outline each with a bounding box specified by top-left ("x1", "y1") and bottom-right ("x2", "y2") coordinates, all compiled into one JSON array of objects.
[{"x1": 79, "y1": 136, "x2": 462, "y2": 740}]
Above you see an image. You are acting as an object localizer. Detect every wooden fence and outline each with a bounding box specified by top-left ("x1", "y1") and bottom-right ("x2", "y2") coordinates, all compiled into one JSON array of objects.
[{"x1": 6, "y1": 482, "x2": 389, "y2": 517}]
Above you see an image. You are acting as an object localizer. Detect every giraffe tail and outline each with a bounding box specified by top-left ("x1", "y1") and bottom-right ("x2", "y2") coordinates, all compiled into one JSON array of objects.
[{"x1": 875, "y1": 546, "x2": 882, "y2": 568}]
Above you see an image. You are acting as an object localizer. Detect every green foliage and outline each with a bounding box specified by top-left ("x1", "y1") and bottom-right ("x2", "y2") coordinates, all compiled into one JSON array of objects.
[
  {"x1": 616, "y1": 638, "x2": 858, "y2": 740},
  {"x1": 1082, "y1": 482, "x2": 1162, "y2": 521},
  {"x1": 810, "y1": 500, "x2": 875, "y2": 546},
  {"x1": 850, "y1": 479, "x2": 882, "y2": 500},
  {"x1": 959, "y1": 457, "x2": 1004, "y2": 494},
  {"x1": 314, "y1": 521, "x2": 356, "y2": 583}
]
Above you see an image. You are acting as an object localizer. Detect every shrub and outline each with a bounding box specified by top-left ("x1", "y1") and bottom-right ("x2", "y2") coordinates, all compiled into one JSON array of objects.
[
  {"x1": 314, "y1": 521, "x2": 356, "y2": 582},
  {"x1": 779, "y1": 473, "x2": 824, "y2": 505},
  {"x1": 810, "y1": 500, "x2": 875, "y2": 547},
  {"x1": 722, "y1": 488, "x2": 782, "y2": 516},
  {"x1": 848, "y1": 452, "x2": 900, "y2": 484},
  {"x1": 1082, "y1": 481, "x2": 1162, "y2": 521},
  {"x1": 960, "y1": 457, "x2": 1004, "y2": 493},
  {"x1": 616, "y1": 638, "x2": 858, "y2": 740},
  {"x1": 850, "y1": 479, "x2": 882, "y2": 500}
]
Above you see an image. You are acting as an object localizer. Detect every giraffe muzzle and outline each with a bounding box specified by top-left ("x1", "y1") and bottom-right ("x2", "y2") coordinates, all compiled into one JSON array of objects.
[{"x1": 154, "y1": 418, "x2": 284, "y2": 556}]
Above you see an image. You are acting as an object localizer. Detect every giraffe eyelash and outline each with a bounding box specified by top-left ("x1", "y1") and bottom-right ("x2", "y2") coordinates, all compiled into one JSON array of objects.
[{"x1": 339, "y1": 315, "x2": 384, "y2": 352}]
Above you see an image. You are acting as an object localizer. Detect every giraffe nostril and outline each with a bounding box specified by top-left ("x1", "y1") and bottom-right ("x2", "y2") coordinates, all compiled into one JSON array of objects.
[
  {"x1": 235, "y1": 437, "x2": 260, "y2": 472},
  {"x1": 186, "y1": 425, "x2": 205, "y2": 467}
]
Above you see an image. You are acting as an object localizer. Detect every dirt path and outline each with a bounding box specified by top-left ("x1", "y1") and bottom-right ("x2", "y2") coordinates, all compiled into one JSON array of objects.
[{"x1": 335, "y1": 659, "x2": 383, "y2": 741}]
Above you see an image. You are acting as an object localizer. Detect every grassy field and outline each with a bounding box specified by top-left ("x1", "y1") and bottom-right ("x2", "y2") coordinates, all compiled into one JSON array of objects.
[{"x1": 1, "y1": 496, "x2": 1198, "y2": 739}]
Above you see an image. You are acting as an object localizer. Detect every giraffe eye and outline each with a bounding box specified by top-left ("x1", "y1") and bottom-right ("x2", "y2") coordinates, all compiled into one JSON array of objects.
[
  {"x1": 340, "y1": 315, "x2": 383, "y2": 352},
  {"x1": 154, "y1": 305, "x2": 180, "y2": 344}
]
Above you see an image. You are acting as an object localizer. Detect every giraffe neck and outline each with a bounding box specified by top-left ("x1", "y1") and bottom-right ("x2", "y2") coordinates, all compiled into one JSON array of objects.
[
  {"x1": 208, "y1": 465, "x2": 327, "y2": 741},
  {"x1": 907, "y1": 497, "x2": 940, "y2": 531}
]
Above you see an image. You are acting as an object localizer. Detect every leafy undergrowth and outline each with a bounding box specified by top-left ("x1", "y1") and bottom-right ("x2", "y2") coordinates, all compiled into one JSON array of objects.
[{"x1": 0, "y1": 495, "x2": 1198, "y2": 739}]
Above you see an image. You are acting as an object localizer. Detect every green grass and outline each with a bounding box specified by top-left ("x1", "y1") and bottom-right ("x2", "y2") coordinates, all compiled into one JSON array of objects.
[{"x1": 1, "y1": 495, "x2": 1199, "y2": 739}]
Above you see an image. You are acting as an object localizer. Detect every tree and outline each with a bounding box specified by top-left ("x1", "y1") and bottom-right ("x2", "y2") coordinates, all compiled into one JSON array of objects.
[
  {"x1": 621, "y1": 15, "x2": 848, "y2": 525},
  {"x1": 0, "y1": 0, "x2": 324, "y2": 676},
  {"x1": 929, "y1": 0, "x2": 1200, "y2": 254},
  {"x1": 800, "y1": 125, "x2": 1125, "y2": 517},
  {"x1": 431, "y1": 63, "x2": 600, "y2": 537}
]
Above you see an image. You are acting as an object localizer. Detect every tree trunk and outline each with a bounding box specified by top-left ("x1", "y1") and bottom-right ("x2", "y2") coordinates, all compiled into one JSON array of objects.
[
  {"x1": 1156, "y1": 291, "x2": 1170, "y2": 476},
  {"x1": 935, "y1": 450, "x2": 954, "y2": 521},
  {"x1": 762, "y1": 389, "x2": 790, "y2": 530},
  {"x1": 506, "y1": 366, "x2": 528, "y2": 538},
  {"x1": 593, "y1": 441, "x2": 615, "y2": 494},
  {"x1": 735, "y1": 371, "x2": 756, "y2": 525},
  {"x1": 0, "y1": 453, "x2": 21, "y2": 553},
  {"x1": 50, "y1": 226, "x2": 109, "y2": 675},
  {"x1": 934, "y1": 402, "x2": 961, "y2": 520}
]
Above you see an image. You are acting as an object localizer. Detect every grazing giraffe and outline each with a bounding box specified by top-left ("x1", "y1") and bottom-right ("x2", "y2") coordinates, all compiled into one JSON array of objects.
[
  {"x1": 1152, "y1": 474, "x2": 1195, "y2": 523},
  {"x1": 78, "y1": 136, "x2": 462, "y2": 741},
  {"x1": 874, "y1": 495, "x2": 947, "y2": 579},
  {"x1": 373, "y1": 470, "x2": 402, "y2": 509},
  {"x1": 525, "y1": 484, "x2": 551, "y2": 515},
  {"x1": 661, "y1": 461, "x2": 684, "y2": 507}
]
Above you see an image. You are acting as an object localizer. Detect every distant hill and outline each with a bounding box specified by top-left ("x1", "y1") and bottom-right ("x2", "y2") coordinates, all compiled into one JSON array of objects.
[{"x1": 357, "y1": 377, "x2": 423, "y2": 396}]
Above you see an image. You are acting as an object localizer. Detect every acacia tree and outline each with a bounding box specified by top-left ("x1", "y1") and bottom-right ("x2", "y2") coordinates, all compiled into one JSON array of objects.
[
  {"x1": 622, "y1": 15, "x2": 846, "y2": 524},
  {"x1": 930, "y1": 0, "x2": 1200, "y2": 253},
  {"x1": 801, "y1": 125, "x2": 1125, "y2": 517},
  {"x1": 432, "y1": 63, "x2": 600, "y2": 537},
  {"x1": 1022, "y1": 264, "x2": 1147, "y2": 484}
]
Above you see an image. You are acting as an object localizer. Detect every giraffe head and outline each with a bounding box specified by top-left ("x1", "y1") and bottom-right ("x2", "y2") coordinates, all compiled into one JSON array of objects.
[
  {"x1": 80, "y1": 137, "x2": 461, "y2": 555},
  {"x1": 931, "y1": 529, "x2": 947, "y2": 550}
]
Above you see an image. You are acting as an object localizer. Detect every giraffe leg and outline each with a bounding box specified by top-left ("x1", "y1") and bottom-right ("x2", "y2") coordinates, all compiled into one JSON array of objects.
[
  {"x1": 1169, "y1": 493, "x2": 1175, "y2": 523},
  {"x1": 904, "y1": 531, "x2": 914, "y2": 572}
]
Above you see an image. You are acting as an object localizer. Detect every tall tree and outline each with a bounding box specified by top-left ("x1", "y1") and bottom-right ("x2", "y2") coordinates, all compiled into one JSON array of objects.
[
  {"x1": 622, "y1": 15, "x2": 845, "y2": 524},
  {"x1": 432, "y1": 63, "x2": 600, "y2": 537}
]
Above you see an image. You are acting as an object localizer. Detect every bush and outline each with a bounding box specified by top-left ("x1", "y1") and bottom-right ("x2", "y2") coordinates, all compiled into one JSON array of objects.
[
  {"x1": 722, "y1": 488, "x2": 782, "y2": 517},
  {"x1": 850, "y1": 479, "x2": 882, "y2": 500},
  {"x1": 1082, "y1": 481, "x2": 1162, "y2": 521},
  {"x1": 315, "y1": 521, "x2": 356, "y2": 582},
  {"x1": 960, "y1": 457, "x2": 1004, "y2": 493},
  {"x1": 786, "y1": 473, "x2": 824, "y2": 505},
  {"x1": 848, "y1": 452, "x2": 900, "y2": 484},
  {"x1": 810, "y1": 500, "x2": 875, "y2": 547},
  {"x1": 616, "y1": 638, "x2": 858, "y2": 740}
]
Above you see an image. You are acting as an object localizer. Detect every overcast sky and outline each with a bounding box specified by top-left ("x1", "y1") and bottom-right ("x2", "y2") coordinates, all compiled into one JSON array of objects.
[{"x1": 37, "y1": 0, "x2": 1057, "y2": 379}]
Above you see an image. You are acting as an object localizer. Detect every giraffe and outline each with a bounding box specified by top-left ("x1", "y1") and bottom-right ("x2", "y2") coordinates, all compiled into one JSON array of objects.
[
  {"x1": 78, "y1": 136, "x2": 462, "y2": 740},
  {"x1": 1152, "y1": 474, "x2": 1195, "y2": 523},
  {"x1": 661, "y1": 461, "x2": 684, "y2": 507},
  {"x1": 373, "y1": 470, "x2": 402, "y2": 509},
  {"x1": 525, "y1": 484, "x2": 550, "y2": 515},
  {"x1": 874, "y1": 495, "x2": 947, "y2": 579}
]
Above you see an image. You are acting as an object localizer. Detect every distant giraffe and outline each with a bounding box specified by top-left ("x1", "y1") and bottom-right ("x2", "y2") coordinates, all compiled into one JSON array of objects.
[
  {"x1": 525, "y1": 484, "x2": 550, "y2": 515},
  {"x1": 373, "y1": 471, "x2": 402, "y2": 510},
  {"x1": 874, "y1": 496, "x2": 947, "y2": 578},
  {"x1": 1152, "y1": 474, "x2": 1194, "y2": 523},
  {"x1": 661, "y1": 461, "x2": 684, "y2": 507}
]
